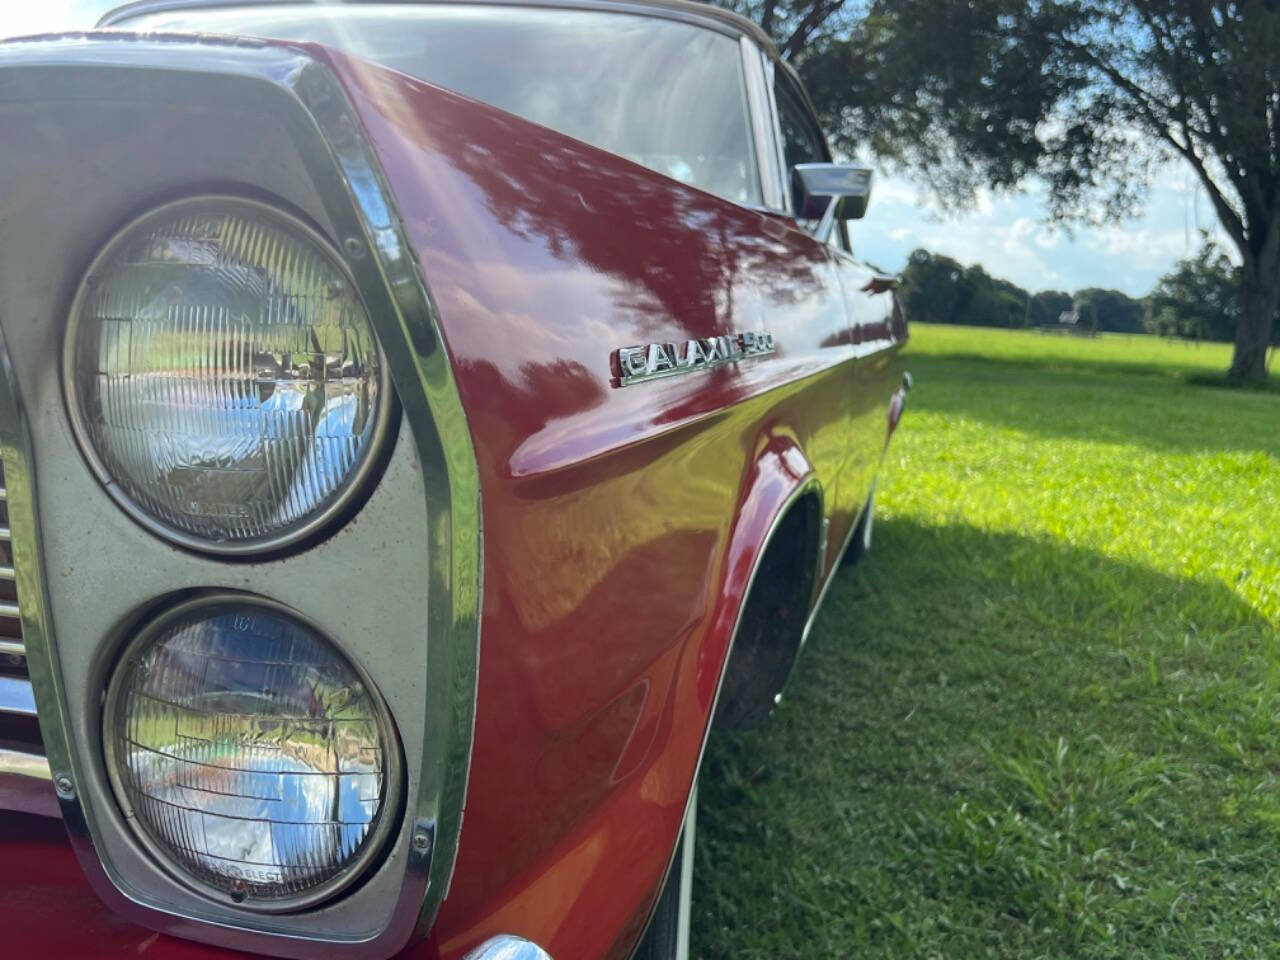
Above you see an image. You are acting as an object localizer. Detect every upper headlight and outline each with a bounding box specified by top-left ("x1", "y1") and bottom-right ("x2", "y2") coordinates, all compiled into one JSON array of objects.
[{"x1": 65, "y1": 196, "x2": 391, "y2": 554}]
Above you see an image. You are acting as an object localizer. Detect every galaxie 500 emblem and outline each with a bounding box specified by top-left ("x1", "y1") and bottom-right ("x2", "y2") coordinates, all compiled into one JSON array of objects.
[{"x1": 614, "y1": 331, "x2": 775, "y2": 386}]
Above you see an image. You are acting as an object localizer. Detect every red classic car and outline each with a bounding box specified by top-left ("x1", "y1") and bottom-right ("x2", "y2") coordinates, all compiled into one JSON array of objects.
[{"x1": 0, "y1": 1, "x2": 908, "y2": 957}]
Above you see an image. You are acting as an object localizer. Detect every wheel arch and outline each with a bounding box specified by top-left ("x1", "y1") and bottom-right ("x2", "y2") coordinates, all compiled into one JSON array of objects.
[{"x1": 629, "y1": 434, "x2": 826, "y2": 957}]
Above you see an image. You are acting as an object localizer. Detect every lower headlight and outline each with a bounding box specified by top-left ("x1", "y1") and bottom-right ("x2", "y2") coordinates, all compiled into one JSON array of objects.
[{"x1": 103, "y1": 597, "x2": 401, "y2": 911}]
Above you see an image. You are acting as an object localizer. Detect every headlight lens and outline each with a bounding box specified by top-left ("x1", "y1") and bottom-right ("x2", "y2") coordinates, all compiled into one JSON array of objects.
[
  {"x1": 104, "y1": 598, "x2": 400, "y2": 910},
  {"x1": 67, "y1": 196, "x2": 390, "y2": 553}
]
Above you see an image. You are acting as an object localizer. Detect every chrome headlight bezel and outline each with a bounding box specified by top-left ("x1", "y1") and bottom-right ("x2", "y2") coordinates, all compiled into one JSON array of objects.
[
  {"x1": 100, "y1": 591, "x2": 406, "y2": 914},
  {"x1": 61, "y1": 193, "x2": 396, "y2": 558}
]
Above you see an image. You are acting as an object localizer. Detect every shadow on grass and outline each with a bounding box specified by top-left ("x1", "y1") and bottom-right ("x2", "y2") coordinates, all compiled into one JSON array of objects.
[
  {"x1": 694, "y1": 518, "x2": 1278, "y2": 959},
  {"x1": 905, "y1": 352, "x2": 1280, "y2": 460}
]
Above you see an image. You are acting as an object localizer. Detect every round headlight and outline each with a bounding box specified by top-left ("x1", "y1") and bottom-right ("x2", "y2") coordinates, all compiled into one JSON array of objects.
[
  {"x1": 103, "y1": 597, "x2": 401, "y2": 910},
  {"x1": 66, "y1": 196, "x2": 391, "y2": 554}
]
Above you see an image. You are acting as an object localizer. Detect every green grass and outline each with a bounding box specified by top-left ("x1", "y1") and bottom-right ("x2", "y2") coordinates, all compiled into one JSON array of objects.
[{"x1": 693, "y1": 325, "x2": 1280, "y2": 959}]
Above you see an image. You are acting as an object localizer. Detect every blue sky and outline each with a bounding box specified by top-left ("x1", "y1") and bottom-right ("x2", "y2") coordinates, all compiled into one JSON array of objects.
[
  {"x1": 3, "y1": 1, "x2": 1226, "y2": 298},
  {"x1": 855, "y1": 165, "x2": 1229, "y2": 297}
]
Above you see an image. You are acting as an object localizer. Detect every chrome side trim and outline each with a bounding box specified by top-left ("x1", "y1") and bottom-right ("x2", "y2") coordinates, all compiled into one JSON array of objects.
[
  {"x1": 463, "y1": 935, "x2": 554, "y2": 960},
  {"x1": 0, "y1": 674, "x2": 37, "y2": 716},
  {"x1": 801, "y1": 487, "x2": 873, "y2": 648},
  {"x1": 291, "y1": 53, "x2": 484, "y2": 934},
  {"x1": 674, "y1": 779, "x2": 697, "y2": 960}
]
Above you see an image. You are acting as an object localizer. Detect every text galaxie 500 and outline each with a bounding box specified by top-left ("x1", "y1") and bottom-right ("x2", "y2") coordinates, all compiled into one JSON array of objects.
[{"x1": 614, "y1": 331, "x2": 776, "y2": 386}]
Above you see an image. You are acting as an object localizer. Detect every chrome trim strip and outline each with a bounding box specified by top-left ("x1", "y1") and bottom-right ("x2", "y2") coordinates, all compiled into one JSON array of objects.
[
  {"x1": 0, "y1": 640, "x2": 22, "y2": 658},
  {"x1": 761, "y1": 53, "x2": 790, "y2": 214},
  {"x1": 0, "y1": 524, "x2": 11, "y2": 541},
  {"x1": 801, "y1": 489, "x2": 873, "y2": 648},
  {"x1": 674, "y1": 779, "x2": 696, "y2": 960},
  {"x1": 740, "y1": 35, "x2": 784, "y2": 211},
  {"x1": 0, "y1": 600, "x2": 21, "y2": 618},
  {"x1": 290, "y1": 53, "x2": 484, "y2": 936},
  {"x1": 0, "y1": 564, "x2": 14, "y2": 581},
  {"x1": 97, "y1": 0, "x2": 783, "y2": 55},
  {"x1": 0, "y1": 745, "x2": 58, "y2": 818},
  {"x1": 0, "y1": 745, "x2": 51, "y2": 779},
  {"x1": 0, "y1": 674, "x2": 37, "y2": 715}
]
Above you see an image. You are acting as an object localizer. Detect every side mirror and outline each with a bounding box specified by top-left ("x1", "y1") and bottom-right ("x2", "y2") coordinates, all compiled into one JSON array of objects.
[{"x1": 791, "y1": 164, "x2": 873, "y2": 245}]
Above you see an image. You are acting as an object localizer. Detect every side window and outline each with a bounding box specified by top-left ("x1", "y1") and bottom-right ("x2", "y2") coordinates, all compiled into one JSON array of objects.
[
  {"x1": 776, "y1": 88, "x2": 824, "y2": 172},
  {"x1": 775, "y1": 83, "x2": 853, "y2": 253}
]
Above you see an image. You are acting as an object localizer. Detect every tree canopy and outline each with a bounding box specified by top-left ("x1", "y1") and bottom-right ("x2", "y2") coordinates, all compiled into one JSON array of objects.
[
  {"x1": 898, "y1": 248, "x2": 1146, "y2": 335},
  {"x1": 714, "y1": 0, "x2": 1280, "y2": 380}
]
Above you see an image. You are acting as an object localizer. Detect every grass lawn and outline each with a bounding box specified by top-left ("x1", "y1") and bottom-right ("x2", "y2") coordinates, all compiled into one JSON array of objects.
[{"x1": 694, "y1": 324, "x2": 1280, "y2": 959}]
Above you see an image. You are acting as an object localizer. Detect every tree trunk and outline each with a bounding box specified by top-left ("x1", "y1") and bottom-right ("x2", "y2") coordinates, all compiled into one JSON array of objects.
[{"x1": 1231, "y1": 262, "x2": 1279, "y2": 381}]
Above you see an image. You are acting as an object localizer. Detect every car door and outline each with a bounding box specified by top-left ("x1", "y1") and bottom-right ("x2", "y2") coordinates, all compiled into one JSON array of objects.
[
  {"x1": 772, "y1": 70, "x2": 902, "y2": 522},
  {"x1": 769, "y1": 71, "x2": 879, "y2": 543}
]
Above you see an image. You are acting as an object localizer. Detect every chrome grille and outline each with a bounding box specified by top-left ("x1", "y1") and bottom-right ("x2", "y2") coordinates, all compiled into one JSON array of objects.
[
  {"x1": 0, "y1": 462, "x2": 22, "y2": 667},
  {"x1": 0, "y1": 446, "x2": 50, "y2": 816}
]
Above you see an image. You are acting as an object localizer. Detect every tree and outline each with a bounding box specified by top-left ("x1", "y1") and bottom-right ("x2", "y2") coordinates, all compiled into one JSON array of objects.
[
  {"x1": 716, "y1": 0, "x2": 1280, "y2": 381},
  {"x1": 900, "y1": 248, "x2": 1028, "y2": 328},
  {"x1": 1075, "y1": 288, "x2": 1146, "y2": 334},
  {"x1": 718, "y1": 0, "x2": 858, "y2": 61},
  {"x1": 1144, "y1": 239, "x2": 1241, "y2": 343}
]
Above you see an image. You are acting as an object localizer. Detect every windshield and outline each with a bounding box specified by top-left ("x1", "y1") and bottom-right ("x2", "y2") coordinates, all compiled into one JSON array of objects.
[{"x1": 121, "y1": 3, "x2": 762, "y2": 206}]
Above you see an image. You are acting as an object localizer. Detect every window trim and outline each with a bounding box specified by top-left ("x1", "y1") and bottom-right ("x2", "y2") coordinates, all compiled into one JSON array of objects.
[
  {"x1": 741, "y1": 38, "x2": 785, "y2": 210},
  {"x1": 773, "y1": 72, "x2": 832, "y2": 214}
]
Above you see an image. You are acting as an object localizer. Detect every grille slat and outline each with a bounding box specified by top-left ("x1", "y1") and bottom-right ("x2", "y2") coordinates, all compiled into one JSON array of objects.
[
  {"x1": 0, "y1": 675, "x2": 35, "y2": 717},
  {"x1": 0, "y1": 405, "x2": 52, "y2": 816},
  {"x1": 0, "y1": 457, "x2": 26, "y2": 670}
]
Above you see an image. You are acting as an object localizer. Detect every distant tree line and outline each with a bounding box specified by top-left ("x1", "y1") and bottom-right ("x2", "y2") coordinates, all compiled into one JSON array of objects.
[{"x1": 898, "y1": 241, "x2": 1278, "y2": 348}]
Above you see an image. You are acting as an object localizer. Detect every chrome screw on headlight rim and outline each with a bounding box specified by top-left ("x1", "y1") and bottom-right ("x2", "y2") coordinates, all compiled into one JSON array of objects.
[
  {"x1": 102, "y1": 595, "x2": 403, "y2": 912},
  {"x1": 64, "y1": 195, "x2": 393, "y2": 555}
]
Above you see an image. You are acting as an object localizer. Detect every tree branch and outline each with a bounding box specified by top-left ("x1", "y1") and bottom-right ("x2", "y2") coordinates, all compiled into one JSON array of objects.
[
  {"x1": 782, "y1": 0, "x2": 844, "y2": 59},
  {"x1": 1058, "y1": 35, "x2": 1249, "y2": 257},
  {"x1": 760, "y1": 0, "x2": 779, "y2": 39}
]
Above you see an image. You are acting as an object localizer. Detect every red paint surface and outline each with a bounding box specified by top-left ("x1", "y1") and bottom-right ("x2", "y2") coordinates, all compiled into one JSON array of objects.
[
  {"x1": 324, "y1": 52, "x2": 906, "y2": 959},
  {"x1": 0, "y1": 43, "x2": 905, "y2": 960},
  {"x1": 0, "y1": 812, "x2": 256, "y2": 958}
]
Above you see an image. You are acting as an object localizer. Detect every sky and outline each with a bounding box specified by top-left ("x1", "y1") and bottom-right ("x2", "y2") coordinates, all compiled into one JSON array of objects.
[{"x1": 1, "y1": 0, "x2": 1227, "y2": 298}]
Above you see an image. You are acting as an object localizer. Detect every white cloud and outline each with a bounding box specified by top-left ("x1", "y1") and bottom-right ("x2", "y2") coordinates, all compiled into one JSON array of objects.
[{"x1": 857, "y1": 161, "x2": 1223, "y2": 295}]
